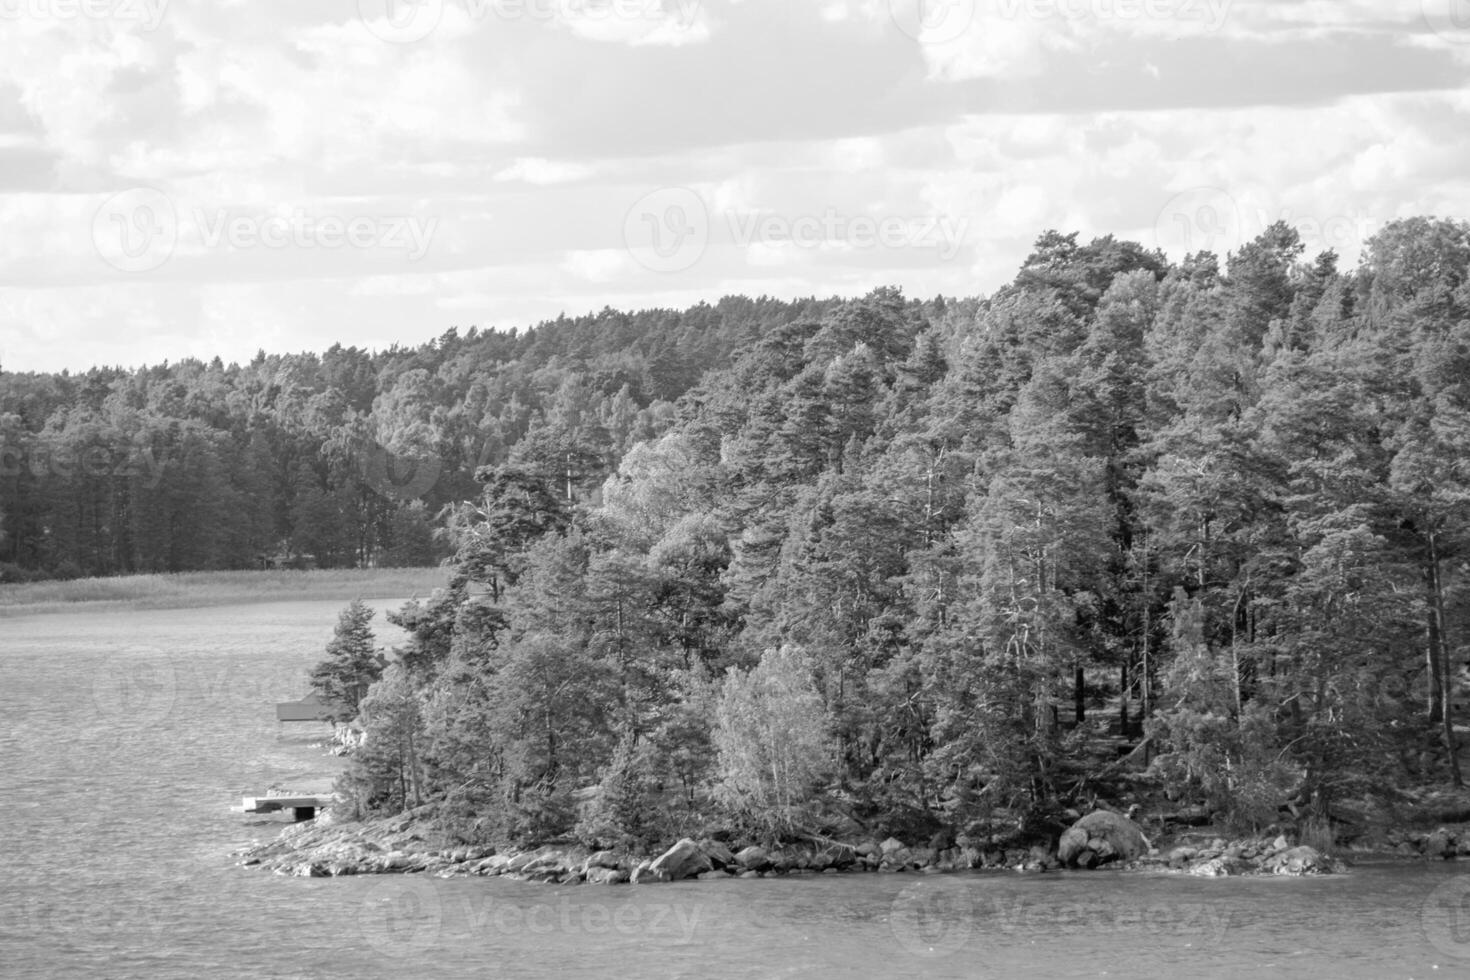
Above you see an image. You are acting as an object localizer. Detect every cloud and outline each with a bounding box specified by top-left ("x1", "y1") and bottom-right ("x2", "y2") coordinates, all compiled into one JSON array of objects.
[
  {"x1": 494, "y1": 157, "x2": 595, "y2": 184},
  {"x1": 0, "y1": 0, "x2": 1468, "y2": 373},
  {"x1": 561, "y1": 248, "x2": 640, "y2": 282}
]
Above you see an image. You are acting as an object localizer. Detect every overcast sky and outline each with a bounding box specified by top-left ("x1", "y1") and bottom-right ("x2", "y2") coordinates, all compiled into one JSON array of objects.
[{"x1": 1, "y1": 0, "x2": 1468, "y2": 373}]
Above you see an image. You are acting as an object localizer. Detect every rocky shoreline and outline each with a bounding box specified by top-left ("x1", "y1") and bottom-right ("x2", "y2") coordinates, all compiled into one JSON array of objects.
[{"x1": 234, "y1": 803, "x2": 1470, "y2": 883}]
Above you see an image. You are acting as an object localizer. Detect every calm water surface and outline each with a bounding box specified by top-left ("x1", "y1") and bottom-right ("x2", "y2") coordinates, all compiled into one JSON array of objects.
[{"x1": 3, "y1": 599, "x2": 1470, "y2": 979}]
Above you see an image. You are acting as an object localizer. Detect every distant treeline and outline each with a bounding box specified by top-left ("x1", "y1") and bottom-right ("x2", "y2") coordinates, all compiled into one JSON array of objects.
[
  {"x1": 300, "y1": 217, "x2": 1470, "y2": 847},
  {"x1": 0, "y1": 295, "x2": 848, "y2": 581}
]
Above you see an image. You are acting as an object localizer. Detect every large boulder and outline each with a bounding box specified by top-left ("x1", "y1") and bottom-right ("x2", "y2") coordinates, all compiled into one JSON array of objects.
[
  {"x1": 648, "y1": 838, "x2": 713, "y2": 882},
  {"x1": 582, "y1": 850, "x2": 622, "y2": 872},
  {"x1": 700, "y1": 840, "x2": 737, "y2": 869},
  {"x1": 734, "y1": 846, "x2": 772, "y2": 872},
  {"x1": 1056, "y1": 810, "x2": 1149, "y2": 868}
]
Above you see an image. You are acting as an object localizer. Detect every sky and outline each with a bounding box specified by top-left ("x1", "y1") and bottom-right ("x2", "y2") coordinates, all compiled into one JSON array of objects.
[{"x1": 1, "y1": 0, "x2": 1468, "y2": 374}]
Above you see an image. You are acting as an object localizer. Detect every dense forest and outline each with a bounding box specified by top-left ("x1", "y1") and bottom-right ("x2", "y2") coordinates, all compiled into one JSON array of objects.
[
  {"x1": 11, "y1": 216, "x2": 1470, "y2": 847},
  {"x1": 0, "y1": 295, "x2": 834, "y2": 578}
]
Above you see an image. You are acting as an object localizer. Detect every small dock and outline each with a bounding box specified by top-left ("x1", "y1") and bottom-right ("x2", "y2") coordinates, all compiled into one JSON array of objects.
[
  {"x1": 238, "y1": 795, "x2": 333, "y2": 821},
  {"x1": 275, "y1": 694, "x2": 335, "y2": 723}
]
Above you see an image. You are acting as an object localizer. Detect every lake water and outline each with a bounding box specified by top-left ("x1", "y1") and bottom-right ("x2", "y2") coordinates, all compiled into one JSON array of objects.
[{"x1": 3, "y1": 599, "x2": 1470, "y2": 979}]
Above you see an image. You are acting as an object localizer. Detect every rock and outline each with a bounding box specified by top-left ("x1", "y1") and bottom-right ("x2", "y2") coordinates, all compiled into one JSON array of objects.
[
  {"x1": 880, "y1": 837, "x2": 906, "y2": 856},
  {"x1": 772, "y1": 848, "x2": 806, "y2": 873},
  {"x1": 696, "y1": 869, "x2": 730, "y2": 880},
  {"x1": 881, "y1": 847, "x2": 913, "y2": 869},
  {"x1": 649, "y1": 838, "x2": 712, "y2": 882},
  {"x1": 818, "y1": 845, "x2": 855, "y2": 870},
  {"x1": 1190, "y1": 856, "x2": 1252, "y2": 877},
  {"x1": 474, "y1": 854, "x2": 512, "y2": 875},
  {"x1": 739, "y1": 870, "x2": 761, "y2": 879},
  {"x1": 701, "y1": 840, "x2": 736, "y2": 869},
  {"x1": 1166, "y1": 846, "x2": 1197, "y2": 869},
  {"x1": 734, "y1": 846, "x2": 772, "y2": 872},
  {"x1": 583, "y1": 850, "x2": 621, "y2": 871},
  {"x1": 1267, "y1": 845, "x2": 1342, "y2": 876},
  {"x1": 787, "y1": 846, "x2": 817, "y2": 870},
  {"x1": 503, "y1": 850, "x2": 543, "y2": 874},
  {"x1": 910, "y1": 847, "x2": 937, "y2": 868},
  {"x1": 523, "y1": 849, "x2": 577, "y2": 876},
  {"x1": 384, "y1": 851, "x2": 423, "y2": 871},
  {"x1": 629, "y1": 860, "x2": 658, "y2": 884},
  {"x1": 855, "y1": 840, "x2": 883, "y2": 859},
  {"x1": 1271, "y1": 835, "x2": 1290, "y2": 853},
  {"x1": 1425, "y1": 830, "x2": 1455, "y2": 860},
  {"x1": 585, "y1": 866, "x2": 629, "y2": 885},
  {"x1": 1057, "y1": 811, "x2": 1149, "y2": 868}
]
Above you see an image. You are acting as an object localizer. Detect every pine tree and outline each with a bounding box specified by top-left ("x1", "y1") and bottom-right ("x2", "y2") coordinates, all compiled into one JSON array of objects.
[{"x1": 308, "y1": 599, "x2": 385, "y2": 722}]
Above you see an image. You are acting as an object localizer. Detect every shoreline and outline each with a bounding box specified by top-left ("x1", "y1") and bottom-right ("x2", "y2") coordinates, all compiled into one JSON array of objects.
[
  {"x1": 234, "y1": 804, "x2": 1470, "y2": 883},
  {"x1": 0, "y1": 567, "x2": 449, "y2": 618}
]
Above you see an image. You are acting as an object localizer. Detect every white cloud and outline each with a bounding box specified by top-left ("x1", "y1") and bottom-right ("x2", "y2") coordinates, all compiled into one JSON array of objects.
[
  {"x1": 494, "y1": 157, "x2": 595, "y2": 185},
  {"x1": 561, "y1": 248, "x2": 640, "y2": 282},
  {"x1": 552, "y1": 0, "x2": 713, "y2": 46}
]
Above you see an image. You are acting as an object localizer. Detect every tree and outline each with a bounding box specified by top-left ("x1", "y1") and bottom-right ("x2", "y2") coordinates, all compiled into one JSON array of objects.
[
  {"x1": 713, "y1": 645, "x2": 834, "y2": 839},
  {"x1": 308, "y1": 599, "x2": 385, "y2": 722},
  {"x1": 339, "y1": 663, "x2": 426, "y2": 816},
  {"x1": 442, "y1": 463, "x2": 570, "y2": 599}
]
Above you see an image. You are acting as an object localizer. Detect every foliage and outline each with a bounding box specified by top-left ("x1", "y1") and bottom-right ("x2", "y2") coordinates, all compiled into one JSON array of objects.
[
  {"x1": 307, "y1": 598, "x2": 386, "y2": 722},
  {"x1": 712, "y1": 645, "x2": 835, "y2": 840},
  {"x1": 16, "y1": 223, "x2": 1470, "y2": 842},
  {"x1": 338, "y1": 663, "x2": 426, "y2": 817}
]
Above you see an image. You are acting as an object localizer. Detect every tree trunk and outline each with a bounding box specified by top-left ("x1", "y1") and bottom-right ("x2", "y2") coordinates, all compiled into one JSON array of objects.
[
  {"x1": 1074, "y1": 664, "x2": 1085, "y2": 725},
  {"x1": 1428, "y1": 603, "x2": 1444, "y2": 725},
  {"x1": 1428, "y1": 533, "x2": 1462, "y2": 786},
  {"x1": 1119, "y1": 660, "x2": 1129, "y2": 734}
]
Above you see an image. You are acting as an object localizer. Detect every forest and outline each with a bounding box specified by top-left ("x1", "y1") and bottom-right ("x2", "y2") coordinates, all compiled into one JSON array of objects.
[{"x1": 7, "y1": 216, "x2": 1470, "y2": 846}]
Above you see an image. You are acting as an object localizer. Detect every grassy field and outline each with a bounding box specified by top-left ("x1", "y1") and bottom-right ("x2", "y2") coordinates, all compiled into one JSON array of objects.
[{"x1": 0, "y1": 566, "x2": 450, "y2": 617}]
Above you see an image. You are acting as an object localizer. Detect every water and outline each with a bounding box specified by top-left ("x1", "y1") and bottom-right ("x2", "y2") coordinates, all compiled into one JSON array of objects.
[{"x1": 3, "y1": 599, "x2": 1470, "y2": 979}]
